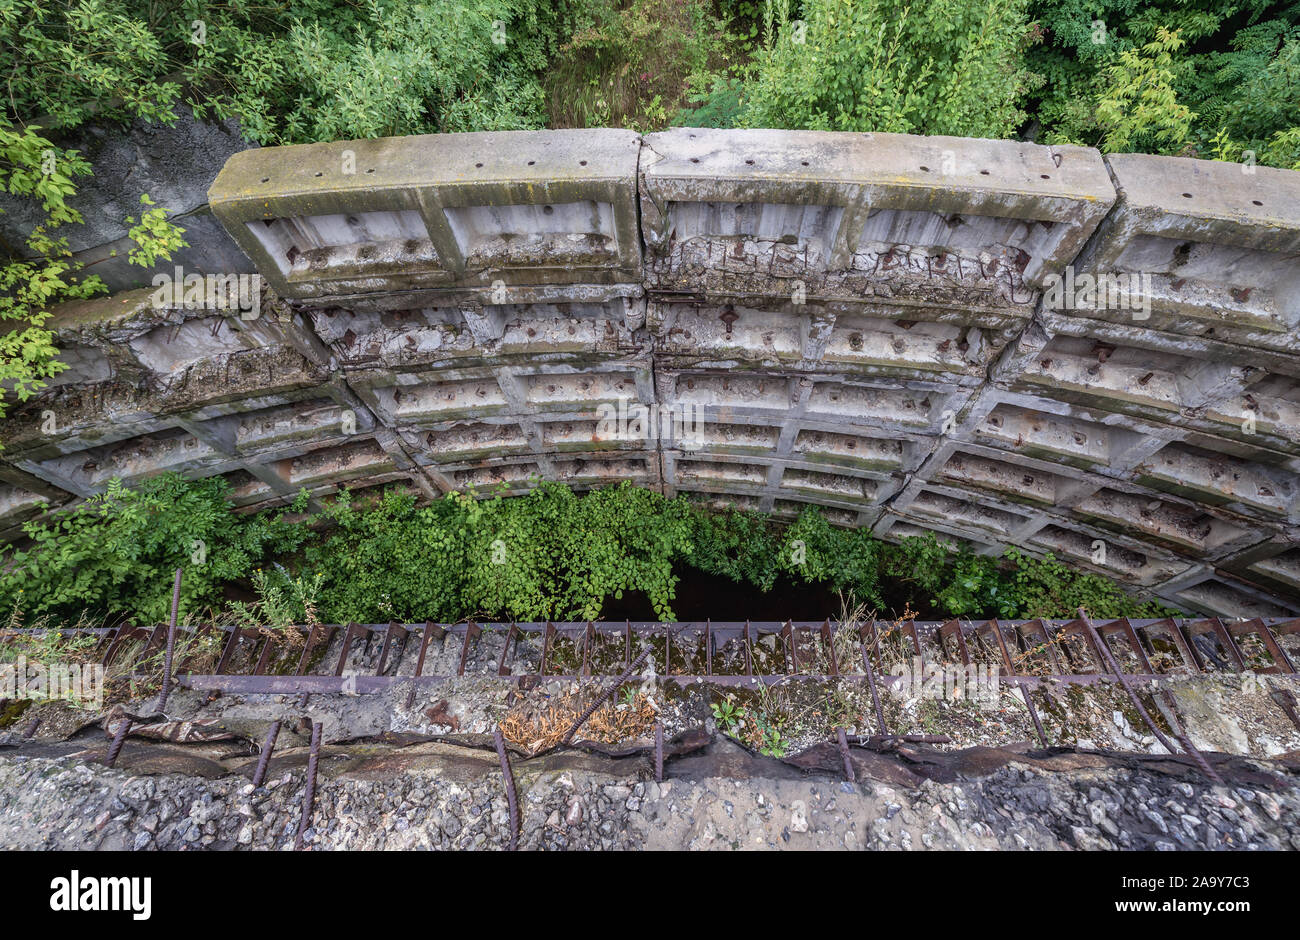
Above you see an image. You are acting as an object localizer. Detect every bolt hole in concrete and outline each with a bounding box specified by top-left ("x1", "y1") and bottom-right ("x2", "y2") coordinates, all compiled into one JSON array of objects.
[
  {"x1": 1040, "y1": 174, "x2": 1050, "y2": 179},
  {"x1": 476, "y1": 162, "x2": 484, "y2": 168},
  {"x1": 801, "y1": 161, "x2": 809, "y2": 166},
  {"x1": 919, "y1": 165, "x2": 930, "y2": 172},
  {"x1": 260, "y1": 177, "x2": 269, "y2": 183},
  {"x1": 1182, "y1": 192, "x2": 1193, "y2": 198},
  {"x1": 366, "y1": 168, "x2": 374, "y2": 173},
  {"x1": 1253, "y1": 199, "x2": 1263, "y2": 205},
  {"x1": 745, "y1": 159, "x2": 755, "y2": 165},
  {"x1": 580, "y1": 160, "x2": 588, "y2": 165},
  {"x1": 980, "y1": 169, "x2": 990, "y2": 175}
]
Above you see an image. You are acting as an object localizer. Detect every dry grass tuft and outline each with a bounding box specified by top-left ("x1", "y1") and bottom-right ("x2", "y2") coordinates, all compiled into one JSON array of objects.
[{"x1": 500, "y1": 686, "x2": 657, "y2": 755}]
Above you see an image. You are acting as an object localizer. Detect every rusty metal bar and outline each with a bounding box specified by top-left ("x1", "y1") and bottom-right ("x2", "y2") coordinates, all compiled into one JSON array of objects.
[
  {"x1": 1228, "y1": 618, "x2": 1295, "y2": 674},
  {"x1": 214, "y1": 625, "x2": 245, "y2": 675},
  {"x1": 541, "y1": 622, "x2": 556, "y2": 675},
  {"x1": 497, "y1": 623, "x2": 518, "y2": 677},
  {"x1": 1022, "y1": 687, "x2": 1049, "y2": 748},
  {"x1": 561, "y1": 646, "x2": 653, "y2": 746},
  {"x1": 334, "y1": 622, "x2": 367, "y2": 676},
  {"x1": 156, "y1": 568, "x2": 183, "y2": 713},
  {"x1": 457, "y1": 621, "x2": 481, "y2": 676},
  {"x1": 251, "y1": 720, "x2": 282, "y2": 787},
  {"x1": 494, "y1": 726, "x2": 519, "y2": 852},
  {"x1": 377, "y1": 621, "x2": 408, "y2": 676},
  {"x1": 859, "y1": 619, "x2": 888, "y2": 736},
  {"x1": 294, "y1": 722, "x2": 322, "y2": 851},
  {"x1": 252, "y1": 637, "x2": 277, "y2": 676},
  {"x1": 835, "y1": 727, "x2": 856, "y2": 784},
  {"x1": 295, "y1": 625, "x2": 323, "y2": 675},
  {"x1": 104, "y1": 715, "x2": 130, "y2": 767},
  {"x1": 654, "y1": 721, "x2": 664, "y2": 782},
  {"x1": 1084, "y1": 618, "x2": 1178, "y2": 756},
  {"x1": 940, "y1": 619, "x2": 971, "y2": 666},
  {"x1": 822, "y1": 620, "x2": 839, "y2": 677},
  {"x1": 581, "y1": 622, "x2": 594, "y2": 677},
  {"x1": 982, "y1": 619, "x2": 1017, "y2": 675}
]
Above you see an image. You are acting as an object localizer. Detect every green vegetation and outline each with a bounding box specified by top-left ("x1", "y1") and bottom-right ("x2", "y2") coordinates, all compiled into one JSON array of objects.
[
  {"x1": 1029, "y1": 0, "x2": 1300, "y2": 167},
  {"x1": 4, "y1": 1, "x2": 1295, "y2": 158},
  {"x1": 0, "y1": 475, "x2": 1175, "y2": 629},
  {"x1": 0, "y1": 121, "x2": 186, "y2": 420},
  {"x1": 735, "y1": 0, "x2": 1039, "y2": 138}
]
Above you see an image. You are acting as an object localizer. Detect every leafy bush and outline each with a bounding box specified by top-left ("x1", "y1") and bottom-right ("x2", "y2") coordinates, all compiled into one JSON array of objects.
[
  {"x1": 0, "y1": 475, "x2": 310, "y2": 625},
  {"x1": 1, "y1": 0, "x2": 576, "y2": 143},
  {"x1": 736, "y1": 0, "x2": 1039, "y2": 137},
  {"x1": 1029, "y1": 0, "x2": 1300, "y2": 167},
  {"x1": 0, "y1": 476, "x2": 1176, "y2": 626}
]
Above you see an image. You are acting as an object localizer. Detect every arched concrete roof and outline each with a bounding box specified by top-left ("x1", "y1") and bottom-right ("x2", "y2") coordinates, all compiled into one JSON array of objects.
[{"x1": 4, "y1": 128, "x2": 1300, "y2": 619}]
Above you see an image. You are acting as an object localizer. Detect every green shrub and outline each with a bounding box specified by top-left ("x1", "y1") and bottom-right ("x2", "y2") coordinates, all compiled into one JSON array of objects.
[
  {"x1": 737, "y1": 0, "x2": 1039, "y2": 137},
  {"x1": 0, "y1": 476, "x2": 1178, "y2": 626},
  {"x1": 0, "y1": 475, "x2": 309, "y2": 624}
]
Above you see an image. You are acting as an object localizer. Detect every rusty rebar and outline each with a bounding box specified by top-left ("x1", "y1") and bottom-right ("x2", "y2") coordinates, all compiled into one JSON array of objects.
[
  {"x1": 1084, "y1": 619, "x2": 1178, "y2": 756},
  {"x1": 494, "y1": 726, "x2": 519, "y2": 852},
  {"x1": 251, "y1": 720, "x2": 282, "y2": 788},
  {"x1": 294, "y1": 721, "x2": 322, "y2": 851},
  {"x1": 1021, "y1": 687, "x2": 1050, "y2": 748},
  {"x1": 835, "y1": 727, "x2": 856, "y2": 783},
  {"x1": 104, "y1": 716, "x2": 131, "y2": 767},
  {"x1": 861, "y1": 646, "x2": 889, "y2": 736},
  {"x1": 156, "y1": 567, "x2": 183, "y2": 714},
  {"x1": 560, "y1": 646, "x2": 653, "y2": 746},
  {"x1": 654, "y1": 721, "x2": 664, "y2": 782}
]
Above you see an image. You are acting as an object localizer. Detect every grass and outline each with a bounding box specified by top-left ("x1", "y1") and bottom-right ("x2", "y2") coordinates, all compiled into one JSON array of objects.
[{"x1": 500, "y1": 685, "x2": 658, "y2": 753}]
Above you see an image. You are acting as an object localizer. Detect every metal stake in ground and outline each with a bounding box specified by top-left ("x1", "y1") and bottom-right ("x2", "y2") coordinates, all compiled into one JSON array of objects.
[
  {"x1": 835, "y1": 727, "x2": 856, "y2": 784},
  {"x1": 860, "y1": 646, "x2": 889, "y2": 736},
  {"x1": 104, "y1": 714, "x2": 131, "y2": 767},
  {"x1": 294, "y1": 722, "x2": 322, "y2": 850},
  {"x1": 494, "y1": 726, "x2": 519, "y2": 851},
  {"x1": 560, "y1": 646, "x2": 653, "y2": 746},
  {"x1": 654, "y1": 721, "x2": 664, "y2": 783},
  {"x1": 1021, "y1": 686, "x2": 1050, "y2": 748},
  {"x1": 156, "y1": 567, "x2": 184, "y2": 714},
  {"x1": 251, "y1": 720, "x2": 282, "y2": 788}
]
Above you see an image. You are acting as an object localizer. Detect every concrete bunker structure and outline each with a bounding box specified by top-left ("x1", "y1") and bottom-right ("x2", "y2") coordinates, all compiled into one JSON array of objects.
[{"x1": 4, "y1": 128, "x2": 1300, "y2": 619}]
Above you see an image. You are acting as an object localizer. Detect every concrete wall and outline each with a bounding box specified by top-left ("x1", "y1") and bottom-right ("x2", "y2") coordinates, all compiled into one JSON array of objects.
[{"x1": 4, "y1": 127, "x2": 1300, "y2": 620}]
